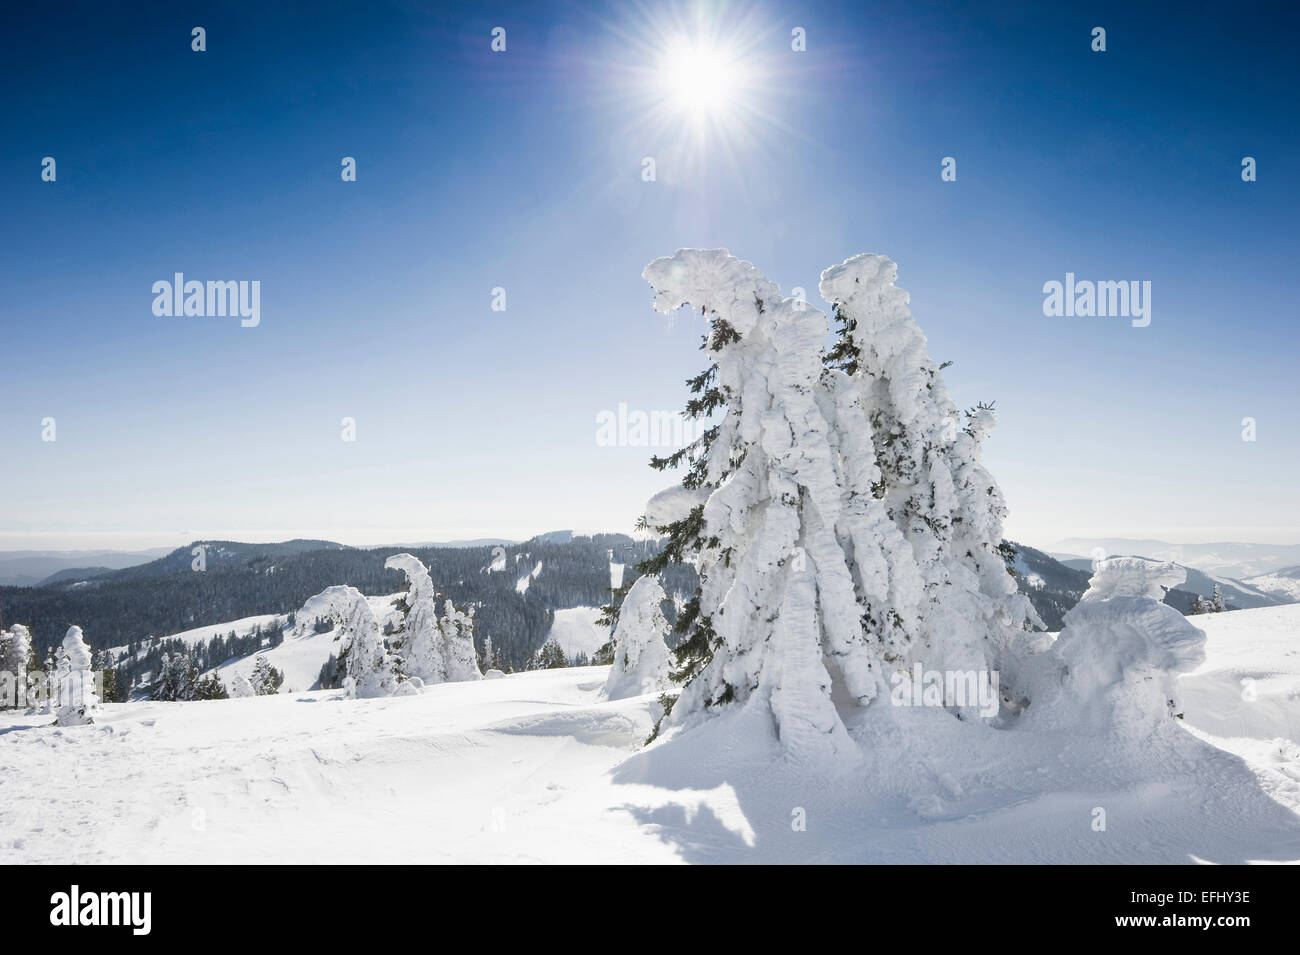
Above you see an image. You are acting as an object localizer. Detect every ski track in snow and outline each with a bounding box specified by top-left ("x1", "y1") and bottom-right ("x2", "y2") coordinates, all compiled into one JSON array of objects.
[{"x1": 2, "y1": 606, "x2": 1299, "y2": 864}]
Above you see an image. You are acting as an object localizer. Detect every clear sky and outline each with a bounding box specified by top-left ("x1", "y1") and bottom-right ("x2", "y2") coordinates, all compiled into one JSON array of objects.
[{"x1": 2, "y1": 1, "x2": 1297, "y2": 552}]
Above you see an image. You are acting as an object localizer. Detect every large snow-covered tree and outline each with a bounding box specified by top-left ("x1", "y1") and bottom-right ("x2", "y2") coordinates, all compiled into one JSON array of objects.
[
  {"x1": 603, "y1": 574, "x2": 673, "y2": 700},
  {"x1": 318, "y1": 585, "x2": 400, "y2": 699},
  {"x1": 638, "y1": 249, "x2": 888, "y2": 758},
  {"x1": 637, "y1": 249, "x2": 1038, "y2": 757},
  {"x1": 385, "y1": 553, "x2": 481, "y2": 684},
  {"x1": 819, "y1": 254, "x2": 1039, "y2": 696},
  {"x1": 384, "y1": 554, "x2": 444, "y2": 683},
  {"x1": 56, "y1": 625, "x2": 98, "y2": 726}
]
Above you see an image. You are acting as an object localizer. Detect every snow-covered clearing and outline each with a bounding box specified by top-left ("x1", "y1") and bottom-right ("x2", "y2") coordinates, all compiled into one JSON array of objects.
[
  {"x1": 2, "y1": 605, "x2": 1298, "y2": 864},
  {"x1": 545, "y1": 607, "x2": 607, "y2": 661}
]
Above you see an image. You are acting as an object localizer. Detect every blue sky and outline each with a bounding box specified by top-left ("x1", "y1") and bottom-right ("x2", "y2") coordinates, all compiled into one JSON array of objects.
[{"x1": 2, "y1": 0, "x2": 1297, "y2": 551}]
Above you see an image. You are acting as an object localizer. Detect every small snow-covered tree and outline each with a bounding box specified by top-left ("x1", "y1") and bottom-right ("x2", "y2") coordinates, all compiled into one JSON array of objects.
[
  {"x1": 439, "y1": 599, "x2": 481, "y2": 682},
  {"x1": 530, "y1": 639, "x2": 568, "y2": 670},
  {"x1": 43, "y1": 647, "x2": 59, "y2": 714},
  {"x1": 56, "y1": 626, "x2": 98, "y2": 726},
  {"x1": 603, "y1": 575, "x2": 673, "y2": 700},
  {"x1": 229, "y1": 673, "x2": 256, "y2": 698},
  {"x1": 1211, "y1": 584, "x2": 1226, "y2": 612},
  {"x1": 0, "y1": 624, "x2": 34, "y2": 709},
  {"x1": 249, "y1": 655, "x2": 285, "y2": 696},
  {"x1": 192, "y1": 671, "x2": 228, "y2": 700},
  {"x1": 319, "y1": 586, "x2": 399, "y2": 699},
  {"x1": 152, "y1": 651, "x2": 201, "y2": 701}
]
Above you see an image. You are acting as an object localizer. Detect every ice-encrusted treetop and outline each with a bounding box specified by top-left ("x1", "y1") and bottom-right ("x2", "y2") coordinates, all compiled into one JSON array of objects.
[
  {"x1": 642, "y1": 248, "x2": 782, "y2": 338},
  {"x1": 1082, "y1": 557, "x2": 1186, "y2": 602}
]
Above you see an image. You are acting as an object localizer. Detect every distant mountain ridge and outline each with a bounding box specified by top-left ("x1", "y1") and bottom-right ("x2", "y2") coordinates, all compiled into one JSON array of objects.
[
  {"x1": 0, "y1": 548, "x2": 172, "y2": 587},
  {"x1": 1051, "y1": 538, "x2": 1300, "y2": 579}
]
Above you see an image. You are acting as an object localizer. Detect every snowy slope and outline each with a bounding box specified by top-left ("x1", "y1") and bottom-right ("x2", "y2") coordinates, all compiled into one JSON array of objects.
[
  {"x1": 1243, "y1": 568, "x2": 1300, "y2": 604},
  {"x1": 108, "y1": 613, "x2": 286, "y2": 661},
  {"x1": 1178, "y1": 605, "x2": 1300, "y2": 743},
  {"x1": 204, "y1": 594, "x2": 402, "y2": 693},
  {"x1": 515, "y1": 561, "x2": 542, "y2": 594},
  {"x1": 545, "y1": 607, "x2": 608, "y2": 661},
  {"x1": 3, "y1": 607, "x2": 1298, "y2": 864}
]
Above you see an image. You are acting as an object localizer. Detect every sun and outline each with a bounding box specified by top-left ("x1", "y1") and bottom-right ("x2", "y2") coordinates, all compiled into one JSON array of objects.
[{"x1": 658, "y1": 36, "x2": 746, "y2": 120}]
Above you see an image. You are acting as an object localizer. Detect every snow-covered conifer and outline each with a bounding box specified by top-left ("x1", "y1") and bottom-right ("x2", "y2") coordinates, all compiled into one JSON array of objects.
[
  {"x1": 0, "y1": 624, "x2": 34, "y2": 709},
  {"x1": 384, "y1": 554, "x2": 445, "y2": 683},
  {"x1": 317, "y1": 586, "x2": 399, "y2": 699},
  {"x1": 603, "y1": 575, "x2": 672, "y2": 700},
  {"x1": 530, "y1": 639, "x2": 568, "y2": 670},
  {"x1": 56, "y1": 626, "x2": 98, "y2": 726},
  {"x1": 229, "y1": 673, "x2": 256, "y2": 698},
  {"x1": 439, "y1": 598, "x2": 481, "y2": 682},
  {"x1": 819, "y1": 253, "x2": 1039, "y2": 695},
  {"x1": 384, "y1": 554, "x2": 481, "y2": 684},
  {"x1": 249, "y1": 655, "x2": 284, "y2": 695},
  {"x1": 638, "y1": 249, "x2": 877, "y2": 758},
  {"x1": 636, "y1": 249, "x2": 1039, "y2": 758}
]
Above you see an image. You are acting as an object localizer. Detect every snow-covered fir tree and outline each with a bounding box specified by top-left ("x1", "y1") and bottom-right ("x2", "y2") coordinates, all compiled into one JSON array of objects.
[
  {"x1": 229, "y1": 673, "x2": 257, "y2": 698},
  {"x1": 43, "y1": 647, "x2": 59, "y2": 714},
  {"x1": 249, "y1": 655, "x2": 284, "y2": 695},
  {"x1": 603, "y1": 574, "x2": 673, "y2": 700},
  {"x1": 636, "y1": 249, "x2": 1038, "y2": 758},
  {"x1": 318, "y1": 586, "x2": 399, "y2": 699},
  {"x1": 384, "y1": 553, "x2": 444, "y2": 682},
  {"x1": 439, "y1": 598, "x2": 481, "y2": 682},
  {"x1": 0, "y1": 624, "x2": 34, "y2": 709},
  {"x1": 530, "y1": 639, "x2": 568, "y2": 670},
  {"x1": 638, "y1": 249, "x2": 877, "y2": 757},
  {"x1": 385, "y1": 553, "x2": 482, "y2": 684},
  {"x1": 1190, "y1": 585, "x2": 1227, "y2": 615},
  {"x1": 56, "y1": 625, "x2": 98, "y2": 726},
  {"x1": 819, "y1": 253, "x2": 1039, "y2": 698}
]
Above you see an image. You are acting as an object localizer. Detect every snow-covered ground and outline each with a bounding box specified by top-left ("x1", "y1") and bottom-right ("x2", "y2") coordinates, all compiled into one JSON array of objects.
[{"x1": 2, "y1": 605, "x2": 1298, "y2": 864}]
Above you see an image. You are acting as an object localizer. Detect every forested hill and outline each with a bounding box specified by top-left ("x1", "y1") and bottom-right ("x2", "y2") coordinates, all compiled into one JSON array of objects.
[
  {"x1": 0, "y1": 534, "x2": 686, "y2": 669},
  {"x1": 1, "y1": 534, "x2": 1186, "y2": 669}
]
